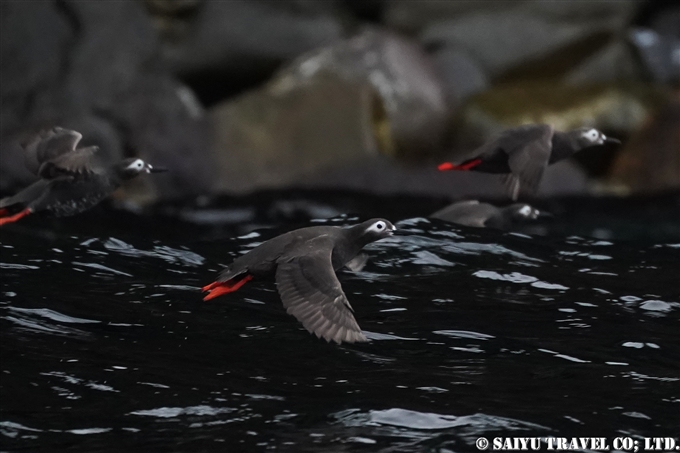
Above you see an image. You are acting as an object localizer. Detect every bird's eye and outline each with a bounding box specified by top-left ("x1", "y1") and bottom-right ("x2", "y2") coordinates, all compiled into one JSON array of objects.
[{"x1": 376, "y1": 222, "x2": 384, "y2": 230}]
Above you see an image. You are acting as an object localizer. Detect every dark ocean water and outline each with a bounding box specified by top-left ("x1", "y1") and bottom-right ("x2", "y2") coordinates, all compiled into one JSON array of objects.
[{"x1": 1, "y1": 192, "x2": 679, "y2": 452}]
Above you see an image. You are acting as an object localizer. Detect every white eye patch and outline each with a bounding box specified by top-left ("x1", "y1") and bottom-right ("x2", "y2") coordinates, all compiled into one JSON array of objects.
[
  {"x1": 583, "y1": 129, "x2": 599, "y2": 141},
  {"x1": 366, "y1": 221, "x2": 387, "y2": 234},
  {"x1": 126, "y1": 159, "x2": 145, "y2": 171},
  {"x1": 518, "y1": 205, "x2": 532, "y2": 216}
]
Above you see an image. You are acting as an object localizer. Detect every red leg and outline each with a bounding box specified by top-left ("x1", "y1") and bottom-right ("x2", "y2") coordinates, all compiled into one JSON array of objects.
[
  {"x1": 203, "y1": 274, "x2": 253, "y2": 301},
  {"x1": 438, "y1": 159, "x2": 482, "y2": 172},
  {"x1": 0, "y1": 208, "x2": 32, "y2": 226}
]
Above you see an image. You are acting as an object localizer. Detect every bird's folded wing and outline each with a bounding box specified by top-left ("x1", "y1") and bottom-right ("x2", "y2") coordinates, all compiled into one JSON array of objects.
[
  {"x1": 37, "y1": 147, "x2": 101, "y2": 180},
  {"x1": 22, "y1": 128, "x2": 83, "y2": 174},
  {"x1": 276, "y1": 240, "x2": 367, "y2": 344}
]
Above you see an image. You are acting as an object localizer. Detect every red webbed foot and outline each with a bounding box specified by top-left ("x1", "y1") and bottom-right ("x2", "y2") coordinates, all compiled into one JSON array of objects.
[
  {"x1": 202, "y1": 275, "x2": 253, "y2": 301},
  {"x1": 0, "y1": 208, "x2": 32, "y2": 226},
  {"x1": 438, "y1": 159, "x2": 482, "y2": 172}
]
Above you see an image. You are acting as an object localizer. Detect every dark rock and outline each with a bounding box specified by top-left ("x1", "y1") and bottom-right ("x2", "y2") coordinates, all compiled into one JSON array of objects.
[
  {"x1": 0, "y1": 2, "x2": 74, "y2": 135},
  {"x1": 0, "y1": 137, "x2": 35, "y2": 193},
  {"x1": 158, "y1": 0, "x2": 345, "y2": 102},
  {"x1": 387, "y1": 1, "x2": 641, "y2": 84},
  {"x1": 563, "y1": 40, "x2": 643, "y2": 84},
  {"x1": 630, "y1": 2, "x2": 680, "y2": 85},
  {"x1": 144, "y1": 0, "x2": 201, "y2": 17},
  {"x1": 642, "y1": 2, "x2": 680, "y2": 39},
  {"x1": 430, "y1": 47, "x2": 489, "y2": 108},
  {"x1": 110, "y1": 75, "x2": 215, "y2": 201},
  {"x1": 629, "y1": 27, "x2": 680, "y2": 84},
  {"x1": 342, "y1": 0, "x2": 384, "y2": 23}
]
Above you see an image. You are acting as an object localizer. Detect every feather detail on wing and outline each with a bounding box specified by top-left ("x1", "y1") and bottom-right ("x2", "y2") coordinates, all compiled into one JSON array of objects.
[
  {"x1": 37, "y1": 147, "x2": 101, "y2": 179},
  {"x1": 275, "y1": 238, "x2": 367, "y2": 344},
  {"x1": 504, "y1": 126, "x2": 553, "y2": 200},
  {"x1": 22, "y1": 127, "x2": 83, "y2": 175}
]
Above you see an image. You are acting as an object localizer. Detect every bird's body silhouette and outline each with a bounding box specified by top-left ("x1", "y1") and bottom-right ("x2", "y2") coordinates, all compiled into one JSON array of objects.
[
  {"x1": 431, "y1": 200, "x2": 543, "y2": 230},
  {"x1": 0, "y1": 127, "x2": 166, "y2": 226},
  {"x1": 438, "y1": 124, "x2": 620, "y2": 200},
  {"x1": 203, "y1": 219, "x2": 397, "y2": 344}
]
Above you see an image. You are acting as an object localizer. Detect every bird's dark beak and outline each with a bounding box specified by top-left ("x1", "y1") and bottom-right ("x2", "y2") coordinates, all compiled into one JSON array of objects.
[
  {"x1": 604, "y1": 137, "x2": 621, "y2": 145},
  {"x1": 537, "y1": 210, "x2": 555, "y2": 220},
  {"x1": 147, "y1": 164, "x2": 168, "y2": 173},
  {"x1": 388, "y1": 225, "x2": 397, "y2": 236}
]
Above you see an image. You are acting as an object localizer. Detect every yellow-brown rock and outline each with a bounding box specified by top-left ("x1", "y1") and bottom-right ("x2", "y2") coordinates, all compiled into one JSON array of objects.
[
  {"x1": 453, "y1": 82, "x2": 665, "y2": 157},
  {"x1": 210, "y1": 74, "x2": 384, "y2": 194},
  {"x1": 607, "y1": 91, "x2": 680, "y2": 193}
]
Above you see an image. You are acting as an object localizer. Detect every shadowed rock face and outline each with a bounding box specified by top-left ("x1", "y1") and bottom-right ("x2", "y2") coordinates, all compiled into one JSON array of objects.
[
  {"x1": 385, "y1": 1, "x2": 640, "y2": 80},
  {"x1": 0, "y1": 1, "x2": 213, "y2": 202},
  {"x1": 152, "y1": 0, "x2": 345, "y2": 103},
  {"x1": 608, "y1": 92, "x2": 680, "y2": 194}
]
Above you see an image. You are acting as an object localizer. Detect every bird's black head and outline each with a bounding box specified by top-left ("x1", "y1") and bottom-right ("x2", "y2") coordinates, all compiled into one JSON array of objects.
[
  {"x1": 571, "y1": 127, "x2": 621, "y2": 149},
  {"x1": 507, "y1": 204, "x2": 540, "y2": 221},
  {"x1": 353, "y1": 218, "x2": 397, "y2": 243},
  {"x1": 115, "y1": 158, "x2": 167, "y2": 180}
]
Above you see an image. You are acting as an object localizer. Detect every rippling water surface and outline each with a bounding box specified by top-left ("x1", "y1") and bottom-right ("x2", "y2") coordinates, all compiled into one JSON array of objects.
[{"x1": 1, "y1": 192, "x2": 679, "y2": 452}]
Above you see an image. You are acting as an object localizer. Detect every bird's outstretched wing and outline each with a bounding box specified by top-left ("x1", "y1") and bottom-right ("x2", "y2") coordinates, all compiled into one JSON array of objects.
[
  {"x1": 275, "y1": 238, "x2": 367, "y2": 344},
  {"x1": 37, "y1": 146, "x2": 101, "y2": 180},
  {"x1": 503, "y1": 126, "x2": 553, "y2": 200},
  {"x1": 22, "y1": 127, "x2": 83, "y2": 174}
]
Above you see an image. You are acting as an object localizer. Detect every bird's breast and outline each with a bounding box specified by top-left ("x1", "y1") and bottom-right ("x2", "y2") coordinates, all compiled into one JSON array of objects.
[{"x1": 46, "y1": 192, "x2": 108, "y2": 216}]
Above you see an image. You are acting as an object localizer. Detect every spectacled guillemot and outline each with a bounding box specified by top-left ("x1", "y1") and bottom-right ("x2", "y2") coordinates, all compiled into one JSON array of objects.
[
  {"x1": 431, "y1": 200, "x2": 545, "y2": 230},
  {"x1": 203, "y1": 219, "x2": 397, "y2": 344},
  {"x1": 0, "y1": 127, "x2": 167, "y2": 226},
  {"x1": 438, "y1": 124, "x2": 621, "y2": 200}
]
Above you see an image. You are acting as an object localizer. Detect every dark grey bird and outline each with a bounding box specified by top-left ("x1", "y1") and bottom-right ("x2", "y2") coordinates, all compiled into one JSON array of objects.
[
  {"x1": 0, "y1": 127, "x2": 166, "y2": 226},
  {"x1": 438, "y1": 124, "x2": 621, "y2": 200},
  {"x1": 202, "y1": 219, "x2": 397, "y2": 344},
  {"x1": 431, "y1": 200, "x2": 543, "y2": 230}
]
